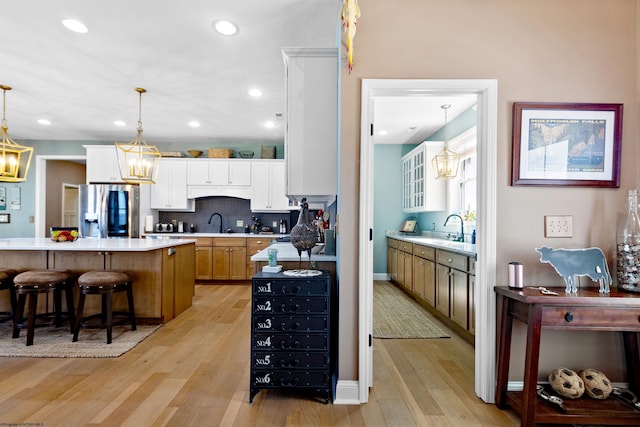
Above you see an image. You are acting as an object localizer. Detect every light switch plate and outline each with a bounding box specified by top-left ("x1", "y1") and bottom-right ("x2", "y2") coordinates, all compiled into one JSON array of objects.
[
  {"x1": 544, "y1": 215, "x2": 573, "y2": 237},
  {"x1": 236, "y1": 220, "x2": 243, "y2": 227}
]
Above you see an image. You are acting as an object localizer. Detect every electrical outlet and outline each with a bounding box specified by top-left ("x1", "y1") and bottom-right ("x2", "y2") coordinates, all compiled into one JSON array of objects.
[
  {"x1": 236, "y1": 220, "x2": 243, "y2": 227},
  {"x1": 544, "y1": 215, "x2": 573, "y2": 237},
  {"x1": 272, "y1": 220, "x2": 278, "y2": 228}
]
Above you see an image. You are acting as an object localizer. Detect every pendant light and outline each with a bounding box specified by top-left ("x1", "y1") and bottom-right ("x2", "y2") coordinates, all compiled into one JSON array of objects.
[
  {"x1": 115, "y1": 87, "x2": 161, "y2": 184},
  {"x1": 432, "y1": 104, "x2": 459, "y2": 179},
  {"x1": 0, "y1": 85, "x2": 33, "y2": 182}
]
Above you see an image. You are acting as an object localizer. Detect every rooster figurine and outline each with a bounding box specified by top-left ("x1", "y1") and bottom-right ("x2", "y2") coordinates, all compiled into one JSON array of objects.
[{"x1": 290, "y1": 198, "x2": 318, "y2": 271}]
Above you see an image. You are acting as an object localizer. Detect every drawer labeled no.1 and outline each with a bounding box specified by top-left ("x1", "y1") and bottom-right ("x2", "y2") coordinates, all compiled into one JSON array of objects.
[
  {"x1": 252, "y1": 333, "x2": 328, "y2": 351},
  {"x1": 253, "y1": 315, "x2": 328, "y2": 332},
  {"x1": 253, "y1": 279, "x2": 328, "y2": 296},
  {"x1": 252, "y1": 351, "x2": 329, "y2": 369},
  {"x1": 253, "y1": 296, "x2": 328, "y2": 314}
]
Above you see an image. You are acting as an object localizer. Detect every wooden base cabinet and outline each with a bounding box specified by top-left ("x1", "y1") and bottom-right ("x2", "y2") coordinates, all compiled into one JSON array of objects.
[
  {"x1": 413, "y1": 244, "x2": 436, "y2": 306},
  {"x1": 250, "y1": 271, "x2": 336, "y2": 403}
]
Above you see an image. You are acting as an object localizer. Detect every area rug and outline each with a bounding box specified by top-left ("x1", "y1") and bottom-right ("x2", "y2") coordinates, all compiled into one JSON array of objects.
[
  {"x1": 0, "y1": 324, "x2": 161, "y2": 358},
  {"x1": 373, "y1": 281, "x2": 449, "y2": 339}
]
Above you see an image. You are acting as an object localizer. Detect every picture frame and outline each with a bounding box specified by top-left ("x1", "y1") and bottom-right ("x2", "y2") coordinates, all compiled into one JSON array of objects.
[
  {"x1": 400, "y1": 219, "x2": 417, "y2": 233},
  {"x1": 0, "y1": 213, "x2": 9, "y2": 223},
  {"x1": 511, "y1": 102, "x2": 623, "y2": 187}
]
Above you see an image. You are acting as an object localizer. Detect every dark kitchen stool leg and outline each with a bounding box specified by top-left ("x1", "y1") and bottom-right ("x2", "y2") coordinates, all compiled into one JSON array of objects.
[
  {"x1": 0, "y1": 269, "x2": 18, "y2": 323},
  {"x1": 12, "y1": 270, "x2": 76, "y2": 346},
  {"x1": 73, "y1": 271, "x2": 135, "y2": 345}
]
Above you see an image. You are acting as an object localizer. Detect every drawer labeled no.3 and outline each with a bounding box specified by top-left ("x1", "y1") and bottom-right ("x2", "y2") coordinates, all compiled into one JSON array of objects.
[
  {"x1": 252, "y1": 351, "x2": 329, "y2": 369},
  {"x1": 253, "y1": 279, "x2": 328, "y2": 296},
  {"x1": 253, "y1": 296, "x2": 328, "y2": 314},
  {"x1": 252, "y1": 333, "x2": 328, "y2": 351},
  {"x1": 253, "y1": 315, "x2": 328, "y2": 332}
]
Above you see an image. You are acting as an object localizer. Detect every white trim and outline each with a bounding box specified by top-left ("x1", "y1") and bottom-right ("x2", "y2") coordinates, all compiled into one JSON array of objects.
[
  {"x1": 359, "y1": 79, "x2": 498, "y2": 403},
  {"x1": 372, "y1": 273, "x2": 390, "y2": 281},
  {"x1": 334, "y1": 380, "x2": 360, "y2": 404},
  {"x1": 35, "y1": 155, "x2": 86, "y2": 238}
]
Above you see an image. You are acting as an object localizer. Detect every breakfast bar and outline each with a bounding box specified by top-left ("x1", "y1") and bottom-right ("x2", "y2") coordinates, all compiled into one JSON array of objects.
[{"x1": 0, "y1": 238, "x2": 196, "y2": 323}]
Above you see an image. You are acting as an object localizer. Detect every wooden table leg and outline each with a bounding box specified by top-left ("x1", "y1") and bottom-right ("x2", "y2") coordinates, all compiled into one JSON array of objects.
[
  {"x1": 622, "y1": 331, "x2": 640, "y2": 393},
  {"x1": 495, "y1": 294, "x2": 513, "y2": 408},
  {"x1": 520, "y1": 304, "x2": 543, "y2": 427}
]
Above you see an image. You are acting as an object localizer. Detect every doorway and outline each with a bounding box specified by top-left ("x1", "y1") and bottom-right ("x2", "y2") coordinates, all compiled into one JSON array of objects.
[{"x1": 358, "y1": 79, "x2": 498, "y2": 403}]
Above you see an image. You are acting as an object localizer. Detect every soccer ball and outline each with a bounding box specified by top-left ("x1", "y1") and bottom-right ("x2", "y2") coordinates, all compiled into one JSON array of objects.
[
  {"x1": 579, "y1": 368, "x2": 612, "y2": 399},
  {"x1": 548, "y1": 368, "x2": 584, "y2": 399}
]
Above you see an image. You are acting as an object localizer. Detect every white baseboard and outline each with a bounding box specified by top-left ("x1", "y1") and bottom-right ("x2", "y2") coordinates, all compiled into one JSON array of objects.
[
  {"x1": 507, "y1": 380, "x2": 628, "y2": 391},
  {"x1": 334, "y1": 380, "x2": 360, "y2": 404},
  {"x1": 372, "y1": 273, "x2": 390, "y2": 281}
]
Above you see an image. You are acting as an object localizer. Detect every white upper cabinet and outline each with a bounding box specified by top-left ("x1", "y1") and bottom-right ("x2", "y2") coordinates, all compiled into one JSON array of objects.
[
  {"x1": 251, "y1": 160, "x2": 290, "y2": 212},
  {"x1": 187, "y1": 160, "x2": 251, "y2": 186},
  {"x1": 85, "y1": 145, "x2": 122, "y2": 183},
  {"x1": 401, "y1": 142, "x2": 445, "y2": 213},
  {"x1": 282, "y1": 48, "x2": 338, "y2": 203},
  {"x1": 150, "y1": 159, "x2": 193, "y2": 211}
]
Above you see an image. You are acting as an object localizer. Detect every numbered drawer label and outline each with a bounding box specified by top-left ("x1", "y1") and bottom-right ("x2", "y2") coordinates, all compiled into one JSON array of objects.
[
  {"x1": 252, "y1": 333, "x2": 328, "y2": 351},
  {"x1": 252, "y1": 297, "x2": 328, "y2": 314},
  {"x1": 252, "y1": 352, "x2": 329, "y2": 369},
  {"x1": 253, "y1": 315, "x2": 328, "y2": 332},
  {"x1": 251, "y1": 370, "x2": 329, "y2": 388},
  {"x1": 253, "y1": 279, "x2": 328, "y2": 296}
]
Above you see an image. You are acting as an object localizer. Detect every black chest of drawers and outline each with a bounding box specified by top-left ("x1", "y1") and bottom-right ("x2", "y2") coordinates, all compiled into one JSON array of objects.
[{"x1": 250, "y1": 271, "x2": 337, "y2": 404}]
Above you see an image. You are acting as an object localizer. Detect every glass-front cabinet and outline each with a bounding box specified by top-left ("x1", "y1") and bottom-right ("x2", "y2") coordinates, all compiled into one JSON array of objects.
[{"x1": 401, "y1": 141, "x2": 445, "y2": 213}]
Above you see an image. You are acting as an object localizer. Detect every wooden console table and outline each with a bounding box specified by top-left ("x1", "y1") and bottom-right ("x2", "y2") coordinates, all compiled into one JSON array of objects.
[{"x1": 495, "y1": 286, "x2": 640, "y2": 426}]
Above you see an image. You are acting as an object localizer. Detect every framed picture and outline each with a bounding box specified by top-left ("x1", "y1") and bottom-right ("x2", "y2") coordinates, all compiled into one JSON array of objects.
[
  {"x1": 0, "y1": 213, "x2": 9, "y2": 223},
  {"x1": 511, "y1": 102, "x2": 623, "y2": 187},
  {"x1": 400, "y1": 219, "x2": 417, "y2": 233}
]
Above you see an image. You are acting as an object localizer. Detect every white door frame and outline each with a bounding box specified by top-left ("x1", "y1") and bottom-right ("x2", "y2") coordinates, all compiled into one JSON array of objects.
[
  {"x1": 358, "y1": 79, "x2": 498, "y2": 403},
  {"x1": 35, "y1": 155, "x2": 86, "y2": 238}
]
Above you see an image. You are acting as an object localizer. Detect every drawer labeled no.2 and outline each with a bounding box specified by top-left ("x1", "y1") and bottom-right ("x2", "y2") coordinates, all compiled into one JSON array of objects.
[
  {"x1": 252, "y1": 351, "x2": 329, "y2": 369},
  {"x1": 253, "y1": 296, "x2": 328, "y2": 315},
  {"x1": 253, "y1": 315, "x2": 328, "y2": 332}
]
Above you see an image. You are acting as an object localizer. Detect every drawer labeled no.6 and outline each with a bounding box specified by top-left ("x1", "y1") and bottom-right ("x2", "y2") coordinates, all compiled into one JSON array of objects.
[{"x1": 251, "y1": 370, "x2": 330, "y2": 389}]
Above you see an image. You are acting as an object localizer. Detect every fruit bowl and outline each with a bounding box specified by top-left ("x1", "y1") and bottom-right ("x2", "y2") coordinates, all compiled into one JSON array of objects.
[{"x1": 50, "y1": 227, "x2": 79, "y2": 242}]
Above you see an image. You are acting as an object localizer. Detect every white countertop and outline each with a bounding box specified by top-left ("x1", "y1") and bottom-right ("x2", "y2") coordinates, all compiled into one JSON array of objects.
[
  {"x1": 0, "y1": 237, "x2": 196, "y2": 251},
  {"x1": 144, "y1": 233, "x2": 289, "y2": 239},
  {"x1": 386, "y1": 231, "x2": 476, "y2": 256},
  {"x1": 251, "y1": 242, "x2": 337, "y2": 262}
]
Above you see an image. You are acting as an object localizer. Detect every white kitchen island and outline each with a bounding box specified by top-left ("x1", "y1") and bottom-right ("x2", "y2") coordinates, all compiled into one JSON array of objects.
[{"x1": 0, "y1": 237, "x2": 196, "y2": 323}]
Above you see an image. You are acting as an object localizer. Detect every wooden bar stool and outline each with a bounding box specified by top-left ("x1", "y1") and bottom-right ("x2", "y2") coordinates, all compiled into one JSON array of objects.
[
  {"x1": 0, "y1": 269, "x2": 18, "y2": 323},
  {"x1": 73, "y1": 271, "x2": 136, "y2": 344},
  {"x1": 12, "y1": 269, "x2": 76, "y2": 346}
]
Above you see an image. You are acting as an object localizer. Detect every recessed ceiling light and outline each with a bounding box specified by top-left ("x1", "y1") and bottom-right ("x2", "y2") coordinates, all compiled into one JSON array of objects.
[
  {"x1": 263, "y1": 120, "x2": 276, "y2": 129},
  {"x1": 213, "y1": 20, "x2": 238, "y2": 36},
  {"x1": 189, "y1": 121, "x2": 200, "y2": 128},
  {"x1": 248, "y1": 88, "x2": 263, "y2": 97},
  {"x1": 62, "y1": 19, "x2": 88, "y2": 33},
  {"x1": 114, "y1": 120, "x2": 126, "y2": 127},
  {"x1": 37, "y1": 119, "x2": 51, "y2": 126}
]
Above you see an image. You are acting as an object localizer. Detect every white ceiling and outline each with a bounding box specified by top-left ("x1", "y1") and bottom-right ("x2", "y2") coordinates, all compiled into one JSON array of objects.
[
  {"x1": 0, "y1": 0, "x2": 341, "y2": 144},
  {"x1": 1, "y1": 1, "x2": 476, "y2": 148}
]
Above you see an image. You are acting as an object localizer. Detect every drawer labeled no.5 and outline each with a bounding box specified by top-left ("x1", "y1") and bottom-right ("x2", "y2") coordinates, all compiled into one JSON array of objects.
[
  {"x1": 252, "y1": 351, "x2": 329, "y2": 369},
  {"x1": 253, "y1": 315, "x2": 328, "y2": 332},
  {"x1": 252, "y1": 333, "x2": 328, "y2": 351}
]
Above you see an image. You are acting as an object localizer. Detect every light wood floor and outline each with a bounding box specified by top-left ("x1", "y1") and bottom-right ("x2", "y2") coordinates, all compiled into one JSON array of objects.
[{"x1": 0, "y1": 284, "x2": 521, "y2": 426}]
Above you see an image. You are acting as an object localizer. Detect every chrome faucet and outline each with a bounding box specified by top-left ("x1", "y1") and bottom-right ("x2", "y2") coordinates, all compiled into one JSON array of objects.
[
  {"x1": 208, "y1": 213, "x2": 223, "y2": 233},
  {"x1": 444, "y1": 214, "x2": 465, "y2": 242}
]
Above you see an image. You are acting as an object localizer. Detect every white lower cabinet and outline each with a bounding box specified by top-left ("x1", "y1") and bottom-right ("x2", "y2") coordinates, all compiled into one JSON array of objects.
[
  {"x1": 150, "y1": 159, "x2": 193, "y2": 211},
  {"x1": 251, "y1": 160, "x2": 290, "y2": 212}
]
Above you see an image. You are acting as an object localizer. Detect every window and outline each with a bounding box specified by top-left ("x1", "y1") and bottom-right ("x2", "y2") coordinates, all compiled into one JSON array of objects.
[{"x1": 447, "y1": 127, "x2": 477, "y2": 224}]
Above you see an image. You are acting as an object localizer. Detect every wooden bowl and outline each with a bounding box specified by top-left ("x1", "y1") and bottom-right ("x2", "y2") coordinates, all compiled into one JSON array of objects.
[{"x1": 188, "y1": 150, "x2": 203, "y2": 158}]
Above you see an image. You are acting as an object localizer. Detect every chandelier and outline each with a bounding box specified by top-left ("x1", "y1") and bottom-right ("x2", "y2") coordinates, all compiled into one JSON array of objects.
[
  {"x1": 432, "y1": 104, "x2": 459, "y2": 179},
  {"x1": 115, "y1": 87, "x2": 161, "y2": 184},
  {"x1": 0, "y1": 85, "x2": 33, "y2": 182}
]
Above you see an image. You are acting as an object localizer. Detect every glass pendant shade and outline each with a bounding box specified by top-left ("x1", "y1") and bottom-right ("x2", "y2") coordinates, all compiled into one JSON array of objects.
[
  {"x1": 115, "y1": 88, "x2": 161, "y2": 184},
  {"x1": 432, "y1": 104, "x2": 460, "y2": 179},
  {"x1": 0, "y1": 85, "x2": 33, "y2": 182}
]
